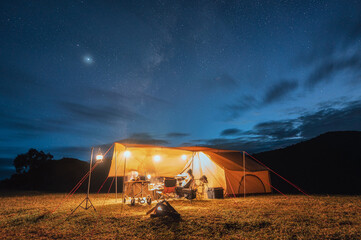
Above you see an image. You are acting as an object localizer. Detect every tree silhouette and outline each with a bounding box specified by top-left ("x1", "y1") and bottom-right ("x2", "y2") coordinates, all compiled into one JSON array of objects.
[{"x1": 13, "y1": 148, "x2": 53, "y2": 174}]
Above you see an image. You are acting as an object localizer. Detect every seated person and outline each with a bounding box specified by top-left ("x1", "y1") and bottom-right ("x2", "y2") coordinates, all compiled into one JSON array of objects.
[
  {"x1": 200, "y1": 175, "x2": 208, "y2": 184},
  {"x1": 176, "y1": 169, "x2": 194, "y2": 197}
]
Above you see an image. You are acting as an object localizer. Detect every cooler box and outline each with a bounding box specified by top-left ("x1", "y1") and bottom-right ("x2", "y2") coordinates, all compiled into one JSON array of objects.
[{"x1": 207, "y1": 187, "x2": 224, "y2": 199}]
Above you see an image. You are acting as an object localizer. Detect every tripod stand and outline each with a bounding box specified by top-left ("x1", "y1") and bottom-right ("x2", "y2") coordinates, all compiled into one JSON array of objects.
[{"x1": 67, "y1": 147, "x2": 96, "y2": 219}]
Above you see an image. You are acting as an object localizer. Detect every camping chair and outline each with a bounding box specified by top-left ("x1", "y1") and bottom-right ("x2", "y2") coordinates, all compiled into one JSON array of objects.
[
  {"x1": 181, "y1": 179, "x2": 197, "y2": 201},
  {"x1": 157, "y1": 178, "x2": 177, "y2": 200}
]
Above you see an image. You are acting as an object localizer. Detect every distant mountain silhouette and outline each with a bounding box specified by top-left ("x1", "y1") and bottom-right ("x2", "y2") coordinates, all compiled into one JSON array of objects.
[
  {"x1": 254, "y1": 131, "x2": 361, "y2": 194},
  {"x1": 0, "y1": 157, "x2": 123, "y2": 193},
  {"x1": 1, "y1": 131, "x2": 360, "y2": 194}
]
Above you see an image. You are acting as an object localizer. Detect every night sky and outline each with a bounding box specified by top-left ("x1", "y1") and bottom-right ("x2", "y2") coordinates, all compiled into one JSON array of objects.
[{"x1": 1, "y1": 0, "x2": 361, "y2": 179}]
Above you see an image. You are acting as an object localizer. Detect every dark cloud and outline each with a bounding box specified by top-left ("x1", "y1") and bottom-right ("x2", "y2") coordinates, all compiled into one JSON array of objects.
[
  {"x1": 224, "y1": 79, "x2": 298, "y2": 120},
  {"x1": 201, "y1": 99, "x2": 361, "y2": 152},
  {"x1": 166, "y1": 132, "x2": 190, "y2": 138},
  {"x1": 294, "y1": 7, "x2": 361, "y2": 89},
  {"x1": 306, "y1": 54, "x2": 361, "y2": 88},
  {"x1": 224, "y1": 95, "x2": 258, "y2": 119},
  {"x1": 264, "y1": 80, "x2": 298, "y2": 103},
  {"x1": 296, "y1": 8, "x2": 361, "y2": 66},
  {"x1": 0, "y1": 113, "x2": 62, "y2": 134},
  {"x1": 117, "y1": 133, "x2": 169, "y2": 145},
  {"x1": 299, "y1": 100, "x2": 361, "y2": 138},
  {"x1": 185, "y1": 136, "x2": 301, "y2": 154},
  {"x1": 252, "y1": 99, "x2": 361, "y2": 140},
  {"x1": 0, "y1": 110, "x2": 105, "y2": 138},
  {"x1": 0, "y1": 64, "x2": 42, "y2": 97},
  {"x1": 60, "y1": 101, "x2": 145, "y2": 124},
  {"x1": 252, "y1": 120, "x2": 300, "y2": 140},
  {"x1": 332, "y1": 13, "x2": 361, "y2": 49},
  {"x1": 220, "y1": 128, "x2": 242, "y2": 136}
]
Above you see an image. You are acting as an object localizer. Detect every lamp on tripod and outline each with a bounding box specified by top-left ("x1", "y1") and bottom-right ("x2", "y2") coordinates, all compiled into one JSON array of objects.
[{"x1": 67, "y1": 147, "x2": 103, "y2": 218}]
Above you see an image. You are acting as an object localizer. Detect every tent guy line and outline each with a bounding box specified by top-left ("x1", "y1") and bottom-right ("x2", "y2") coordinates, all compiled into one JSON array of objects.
[
  {"x1": 245, "y1": 152, "x2": 310, "y2": 197},
  {"x1": 50, "y1": 143, "x2": 309, "y2": 221}
]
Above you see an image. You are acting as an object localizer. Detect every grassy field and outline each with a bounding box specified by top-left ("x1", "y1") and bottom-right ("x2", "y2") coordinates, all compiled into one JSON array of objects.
[{"x1": 0, "y1": 192, "x2": 360, "y2": 239}]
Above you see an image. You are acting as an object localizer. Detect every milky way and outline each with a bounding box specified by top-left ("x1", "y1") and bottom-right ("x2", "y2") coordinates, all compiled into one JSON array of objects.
[{"x1": 1, "y1": 0, "x2": 361, "y2": 179}]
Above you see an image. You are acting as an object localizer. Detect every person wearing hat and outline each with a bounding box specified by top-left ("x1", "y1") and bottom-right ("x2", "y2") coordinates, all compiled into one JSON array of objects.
[
  {"x1": 182, "y1": 169, "x2": 194, "y2": 188},
  {"x1": 175, "y1": 169, "x2": 194, "y2": 197}
]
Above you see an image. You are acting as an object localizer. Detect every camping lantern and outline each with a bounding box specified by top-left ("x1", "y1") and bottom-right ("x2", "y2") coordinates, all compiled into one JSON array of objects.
[
  {"x1": 153, "y1": 155, "x2": 161, "y2": 162},
  {"x1": 124, "y1": 150, "x2": 131, "y2": 158},
  {"x1": 96, "y1": 154, "x2": 103, "y2": 162}
]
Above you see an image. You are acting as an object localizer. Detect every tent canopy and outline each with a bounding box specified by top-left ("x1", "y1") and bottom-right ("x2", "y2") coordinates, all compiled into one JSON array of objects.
[{"x1": 107, "y1": 143, "x2": 271, "y2": 195}]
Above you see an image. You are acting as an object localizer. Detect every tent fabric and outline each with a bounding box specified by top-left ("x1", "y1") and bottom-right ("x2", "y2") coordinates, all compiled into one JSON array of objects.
[
  {"x1": 225, "y1": 170, "x2": 271, "y2": 195},
  {"x1": 107, "y1": 143, "x2": 271, "y2": 196}
]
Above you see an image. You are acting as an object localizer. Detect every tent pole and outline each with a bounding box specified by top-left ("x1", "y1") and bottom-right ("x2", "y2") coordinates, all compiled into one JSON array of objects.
[
  {"x1": 87, "y1": 147, "x2": 94, "y2": 203},
  {"x1": 115, "y1": 151, "x2": 117, "y2": 202},
  {"x1": 243, "y1": 151, "x2": 246, "y2": 199},
  {"x1": 192, "y1": 152, "x2": 194, "y2": 172},
  {"x1": 122, "y1": 149, "x2": 127, "y2": 204}
]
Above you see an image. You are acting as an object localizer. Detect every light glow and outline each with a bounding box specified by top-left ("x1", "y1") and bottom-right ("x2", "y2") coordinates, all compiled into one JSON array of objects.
[
  {"x1": 124, "y1": 150, "x2": 131, "y2": 158},
  {"x1": 147, "y1": 174, "x2": 151, "y2": 180},
  {"x1": 157, "y1": 206, "x2": 162, "y2": 211},
  {"x1": 153, "y1": 155, "x2": 161, "y2": 162},
  {"x1": 181, "y1": 155, "x2": 187, "y2": 160},
  {"x1": 96, "y1": 154, "x2": 103, "y2": 161}
]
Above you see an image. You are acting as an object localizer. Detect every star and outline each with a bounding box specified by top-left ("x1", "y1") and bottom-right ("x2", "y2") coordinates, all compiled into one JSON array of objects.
[{"x1": 83, "y1": 55, "x2": 94, "y2": 65}]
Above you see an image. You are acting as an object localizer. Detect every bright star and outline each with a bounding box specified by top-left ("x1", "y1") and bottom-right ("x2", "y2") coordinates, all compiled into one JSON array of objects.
[{"x1": 83, "y1": 55, "x2": 94, "y2": 64}]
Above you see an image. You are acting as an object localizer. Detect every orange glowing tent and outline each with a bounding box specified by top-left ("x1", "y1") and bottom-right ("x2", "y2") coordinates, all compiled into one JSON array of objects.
[{"x1": 107, "y1": 143, "x2": 271, "y2": 197}]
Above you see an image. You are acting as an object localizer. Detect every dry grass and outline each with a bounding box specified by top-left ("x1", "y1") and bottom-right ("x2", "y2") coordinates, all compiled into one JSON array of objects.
[{"x1": 0, "y1": 192, "x2": 360, "y2": 239}]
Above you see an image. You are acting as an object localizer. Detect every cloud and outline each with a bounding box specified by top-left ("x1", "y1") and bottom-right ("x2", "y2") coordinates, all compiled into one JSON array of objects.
[
  {"x1": 263, "y1": 80, "x2": 298, "y2": 103},
  {"x1": 306, "y1": 54, "x2": 361, "y2": 88},
  {"x1": 296, "y1": 9, "x2": 361, "y2": 66},
  {"x1": 166, "y1": 132, "x2": 190, "y2": 138},
  {"x1": 252, "y1": 120, "x2": 300, "y2": 140},
  {"x1": 224, "y1": 95, "x2": 258, "y2": 119},
  {"x1": 220, "y1": 128, "x2": 242, "y2": 136},
  {"x1": 252, "y1": 99, "x2": 361, "y2": 140},
  {"x1": 298, "y1": 100, "x2": 361, "y2": 138},
  {"x1": 117, "y1": 133, "x2": 169, "y2": 145},
  {"x1": 0, "y1": 109, "x2": 105, "y2": 138},
  {"x1": 0, "y1": 65, "x2": 42, "y2": 97},
  {"x1": 60, "y1": 101, "x2": 145, "y2": 124},
  {"x1": 224, "y1": 80, "x2": 298, "y2": 120},
  {"x1": 184, "y1": 136, "x2": 301, "y2": 154},
  {"x1": 200, "y1": 99, "x2": 361, "y2": 152},
  {"x1": 294, "y1": 8, "x2": 361, "y2": 89}
]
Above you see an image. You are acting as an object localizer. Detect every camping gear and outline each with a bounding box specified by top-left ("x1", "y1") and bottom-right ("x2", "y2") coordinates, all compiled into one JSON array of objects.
[
  {"x1": 146, "y1": 200, "x2": 180, "y2": 218},
  {"x1": 123, "y1": 180, "x2": 152, "y2": 205},
  {"x1": 107, "y1": 144, "x2": 272, "y2": 199},
  {"x1": 164, "y1": 178, "x2": 177, "y2": 187},
  {"x1": 183, "y1": 188, "x2": 197, "y2": 200},
  {"x1": 207, "y1": 187, "x2": 224, "y2": 199}
]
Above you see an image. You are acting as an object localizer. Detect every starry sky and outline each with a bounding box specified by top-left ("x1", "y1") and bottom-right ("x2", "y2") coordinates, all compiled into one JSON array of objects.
[{"x1": 1, "y1": 0, "x2": 361, "y2": 179}]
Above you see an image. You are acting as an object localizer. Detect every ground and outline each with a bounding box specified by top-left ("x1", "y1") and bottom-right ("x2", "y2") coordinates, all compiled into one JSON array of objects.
[{"x1": 0, "y1": 192, "x2": 360, "y2": 239}]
